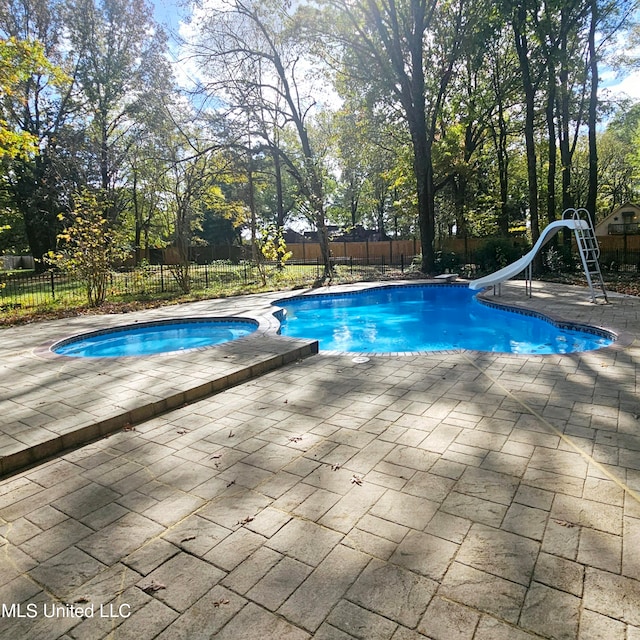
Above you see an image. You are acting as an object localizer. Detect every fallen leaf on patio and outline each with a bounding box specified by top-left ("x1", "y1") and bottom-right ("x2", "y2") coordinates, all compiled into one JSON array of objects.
[
  {"x1": 177, "y1": 430, "x2": 188, "y2": 435},
  {"x1": 226, "y1": 480, "x2": 236, "y2": 487},
  {"x1": 123, "y1": 424, "x2": 135, "y2": 432},
  {"x1": 284, "y1": 399, "x2": 288, "y2": 404},
  {"x1": 73, "y1": 596, "x2": 90, "y2": 604},
  {"x1": 180, "y1": 536, "x2": 196, "y2": 543},
  {"x1": 213, "y1": 598, "x2": 230, "y2": 607},
  {"x1": 140, "y1": 580, "x2": 166, "y2": 593},
  {"x1": 553, "y1": 519, "x2": 576, "y2": 528},
  {"x1": 331, "y1": 464, "x2": 341, "y2": 471},
  {"x1": 237, "y1": 516, "x2": 254, "y2": 525},
  {"x1": 351, "y1": 474, "x2": 363, "y2": 485},
  {"x1": 211, "y1": 453, "x2": 223, "y2": 459},
  {"x1": 228, "y1": 430, "x2": 235, "y2": 438},
  {"x1": 288, "y1": 436, "x2": 303, "y2": 443}
]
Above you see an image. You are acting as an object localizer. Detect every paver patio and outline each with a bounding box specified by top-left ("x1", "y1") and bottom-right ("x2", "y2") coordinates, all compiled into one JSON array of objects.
[{"x1": 1, "y1": 279, "x2": 640, "y2": 639}]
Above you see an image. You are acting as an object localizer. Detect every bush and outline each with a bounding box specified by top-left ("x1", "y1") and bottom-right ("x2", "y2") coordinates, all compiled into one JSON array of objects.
[
  {"x1": 46, "y1": 190, "x2": 129, "y2": 306},
  {"x1": 543, "y1": 244, "x2": 580, "y2": 272},
  {"x1": 434, "y1": 250, "x2": 462, "y2": 273},
  {"x1": 474, "y1": 237, "x2": 525, "y2": 273}
]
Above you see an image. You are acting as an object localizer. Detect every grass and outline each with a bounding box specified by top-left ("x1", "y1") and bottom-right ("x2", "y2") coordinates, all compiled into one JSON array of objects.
[
  {"x1": 0, "y1": 262, "x2": 406, "y2": 327},
  {"x1": 3, "y1": 259, "x2": 635, "y2": 328}
]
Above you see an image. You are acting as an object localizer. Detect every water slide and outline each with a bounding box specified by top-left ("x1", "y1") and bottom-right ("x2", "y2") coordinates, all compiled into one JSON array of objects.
[{"x1": 468, "y1": 218, "x2": 589, "y2": 291}]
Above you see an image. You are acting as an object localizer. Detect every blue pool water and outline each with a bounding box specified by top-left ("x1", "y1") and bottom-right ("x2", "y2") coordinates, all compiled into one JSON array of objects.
[
  {"x1": 53, "y1": 318, "x2": 258, "y2": 357},
  {"x1": 275, "y1": 285, "x2": 614, "y2": 354}
]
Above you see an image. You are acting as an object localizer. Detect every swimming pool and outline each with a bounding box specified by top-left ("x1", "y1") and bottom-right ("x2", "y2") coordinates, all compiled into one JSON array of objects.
[
  {"x1": 52, "y1": 318, "x2": 258, "y2": 357},
  {"x1": 274, "y1": 285, "x2": 614, "y2": 354}
]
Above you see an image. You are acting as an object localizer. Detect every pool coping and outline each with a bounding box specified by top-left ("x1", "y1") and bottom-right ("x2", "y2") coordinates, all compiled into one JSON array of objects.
[{"x1": 35, "y1": 316, "x2": 268, "y2": 360}]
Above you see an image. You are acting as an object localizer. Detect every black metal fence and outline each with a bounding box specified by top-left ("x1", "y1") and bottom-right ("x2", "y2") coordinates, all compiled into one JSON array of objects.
[
  {"x1": 2, "y1": 247, "x2": 639, "y2": 311},
  {"x1": 599, "y1": 249, "x2": 640, "y2": 272},
  {"x1": 0, "y1": 256, "x2": 415, "y2": 310}
]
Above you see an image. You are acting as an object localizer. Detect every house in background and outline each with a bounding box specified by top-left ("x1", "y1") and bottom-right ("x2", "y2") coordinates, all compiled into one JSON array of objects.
[{"x1": 594, "y1": 202, "x2": 640, "y2": 236}]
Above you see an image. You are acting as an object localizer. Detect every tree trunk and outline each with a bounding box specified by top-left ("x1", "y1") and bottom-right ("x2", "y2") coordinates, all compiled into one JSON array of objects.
[
  {"x1": 453, "y1": 174, "x2": 468, "y2": 240},
  {"x1": 586, "y1": 0, "x2": 598, "y2": 225},
  {"x1": 272, "y1": 147, "x2": 285, "y2": 230},
  {"x1": 14, "y1": 157, "x2": 61, "y2": 270},
  {"x1": 416, "y1": 146, "x2": 436, "y2": 274},
  {"x1": 513, "y1": 9, "x2": 541, "y2": 271},
  {"x1": 546, "y1": 60, "x2": 557, "y2": 226}
]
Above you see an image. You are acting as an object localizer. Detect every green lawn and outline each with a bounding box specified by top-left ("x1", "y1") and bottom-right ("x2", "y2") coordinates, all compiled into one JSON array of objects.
[{"x1": 0, "y1": 261, "x2": 394, "y2": 324}]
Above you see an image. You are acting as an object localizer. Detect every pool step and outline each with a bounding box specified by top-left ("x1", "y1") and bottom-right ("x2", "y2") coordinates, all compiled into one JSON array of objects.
[
  {"x1": 434, "y1": 273, "x2": 459, "y2": 283},
  {"x1": 1, "y1": 336, "x2": 318, "y2": 478}
]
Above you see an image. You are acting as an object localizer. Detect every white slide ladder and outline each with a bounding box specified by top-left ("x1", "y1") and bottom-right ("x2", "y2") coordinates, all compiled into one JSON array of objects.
[
  {"x1": 566, "y1": 208, "x2": 608, "y2": 304},
  {"x1": 468, "y1": 208, "x2": 608, "y2": 303}
]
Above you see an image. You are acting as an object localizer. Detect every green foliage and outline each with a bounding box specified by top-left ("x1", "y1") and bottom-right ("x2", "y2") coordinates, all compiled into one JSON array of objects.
[
  {"x1": 543, "y1": 245, "x2": 577, "y2": 273},
  {"x1": 0, "y1": 203, "x2": 29, "y2": 254},
  {"x1": 0, "y1": 37, "x2": 64, "y2": 160},
  {"x1": 1, "y1": 0, "x2": 638, "y2": 274},
  {"x1": 434, "y1": 251, "x2": 462, "y2": 273},
  {"x1": 254, "y1": 225, "x2": 293, "y2": 284},
  {"x1": 260, "y1": 225, "x2": 293, "y2": 267},
  {"x1": 474, "y1": 237, "x2": 525, "y2": 273},
  {"x1": 46, "y1": 190, "x2": 129, "y2": 306}
]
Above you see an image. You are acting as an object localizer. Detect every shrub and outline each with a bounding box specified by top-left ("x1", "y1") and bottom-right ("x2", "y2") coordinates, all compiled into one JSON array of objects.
[
  {"x1": 474, "y1": 237, "x2": 525, "y2": 273},
  {"x1": 434, "y1": 250, "x2": 462, "y2": 273},
  {"x1": 46, "y1": 190, "x2": 129, "y2": 306}
]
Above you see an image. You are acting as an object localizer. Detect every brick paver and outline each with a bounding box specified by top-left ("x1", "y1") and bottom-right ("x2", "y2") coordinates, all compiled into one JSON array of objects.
[{"x1": 1, "y1": 280, "x2": 640, "y2": 638}]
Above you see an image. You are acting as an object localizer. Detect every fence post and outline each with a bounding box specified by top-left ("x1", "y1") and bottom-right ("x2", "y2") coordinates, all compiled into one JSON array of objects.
[
  {"x1": 50, "y1": 271, "x2": 55, "y2": 300},
  {"x1": 401, "y1": 254, "x2": 404, "y2": 274},
  {"x1": 381, "y1": 254, "x2": 385, "y2": 274},
  {"x1": 160, "y1": 264, "x2": 165, "y2": 292},
  {"x1": 350, "y1": 256, "x2": 353, "y2": 275}
]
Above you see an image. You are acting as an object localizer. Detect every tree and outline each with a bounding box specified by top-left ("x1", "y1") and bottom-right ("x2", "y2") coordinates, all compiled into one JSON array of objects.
[
  {"x1": 585, "y1": 0, "x2": 638, "y2": 219},
  {"x1": 484, "y1": 27, "x2": 522, "y2": 235},
  {"x1": 160, "y1": 140, "x2": 212, "y2": 293},
  {"x1": 0, "y1": 38, "x2": 53, "y2": 160},
  {"x1": 152, "y1": 104, "x2": 240, "y2": 293},
  {"x1": 190, "y1": 0, "x2": 335, "y2": 278},
  {"x1": 0, "y1": 37, "x2": 62, "y2": 253},
  {"x1": 325, "y1": 0, "x2": 478, "y2": 273},
  {"x1": 505, "y1": 0, "x2": 637, "y2": 247},
  {"x1": 65, "y1": 0, "x2": 172, "y2": 219},
  {"x1": 0, "y1": 0, "x2": 80, "y2": 268},
  {"x1": 510, "y1": 0, "x2": 543, "y2": 258},
  {"x1": 47, "y1": 190, "x2": 128, "y2": 306}
]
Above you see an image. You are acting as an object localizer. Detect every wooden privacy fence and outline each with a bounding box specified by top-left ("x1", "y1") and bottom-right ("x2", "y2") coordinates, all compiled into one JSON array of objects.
[
  {"x1": 288, "y1": 239, "x2": 419, "y2": 263},
  {"x1": 287, "y1": 238, "x2": 498, "y2": 263}
]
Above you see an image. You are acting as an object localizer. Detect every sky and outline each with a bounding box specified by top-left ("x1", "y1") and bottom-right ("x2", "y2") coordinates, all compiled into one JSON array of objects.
[
  {"x1": 602, "y1": 69, "x2": 640, "y2": 102},
  {"x1": 152, "y1": 0, "x2": 187, "y2": 34},
  {"x1": 150, "y1": 0, "x2": 640, "y2": 103}
]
